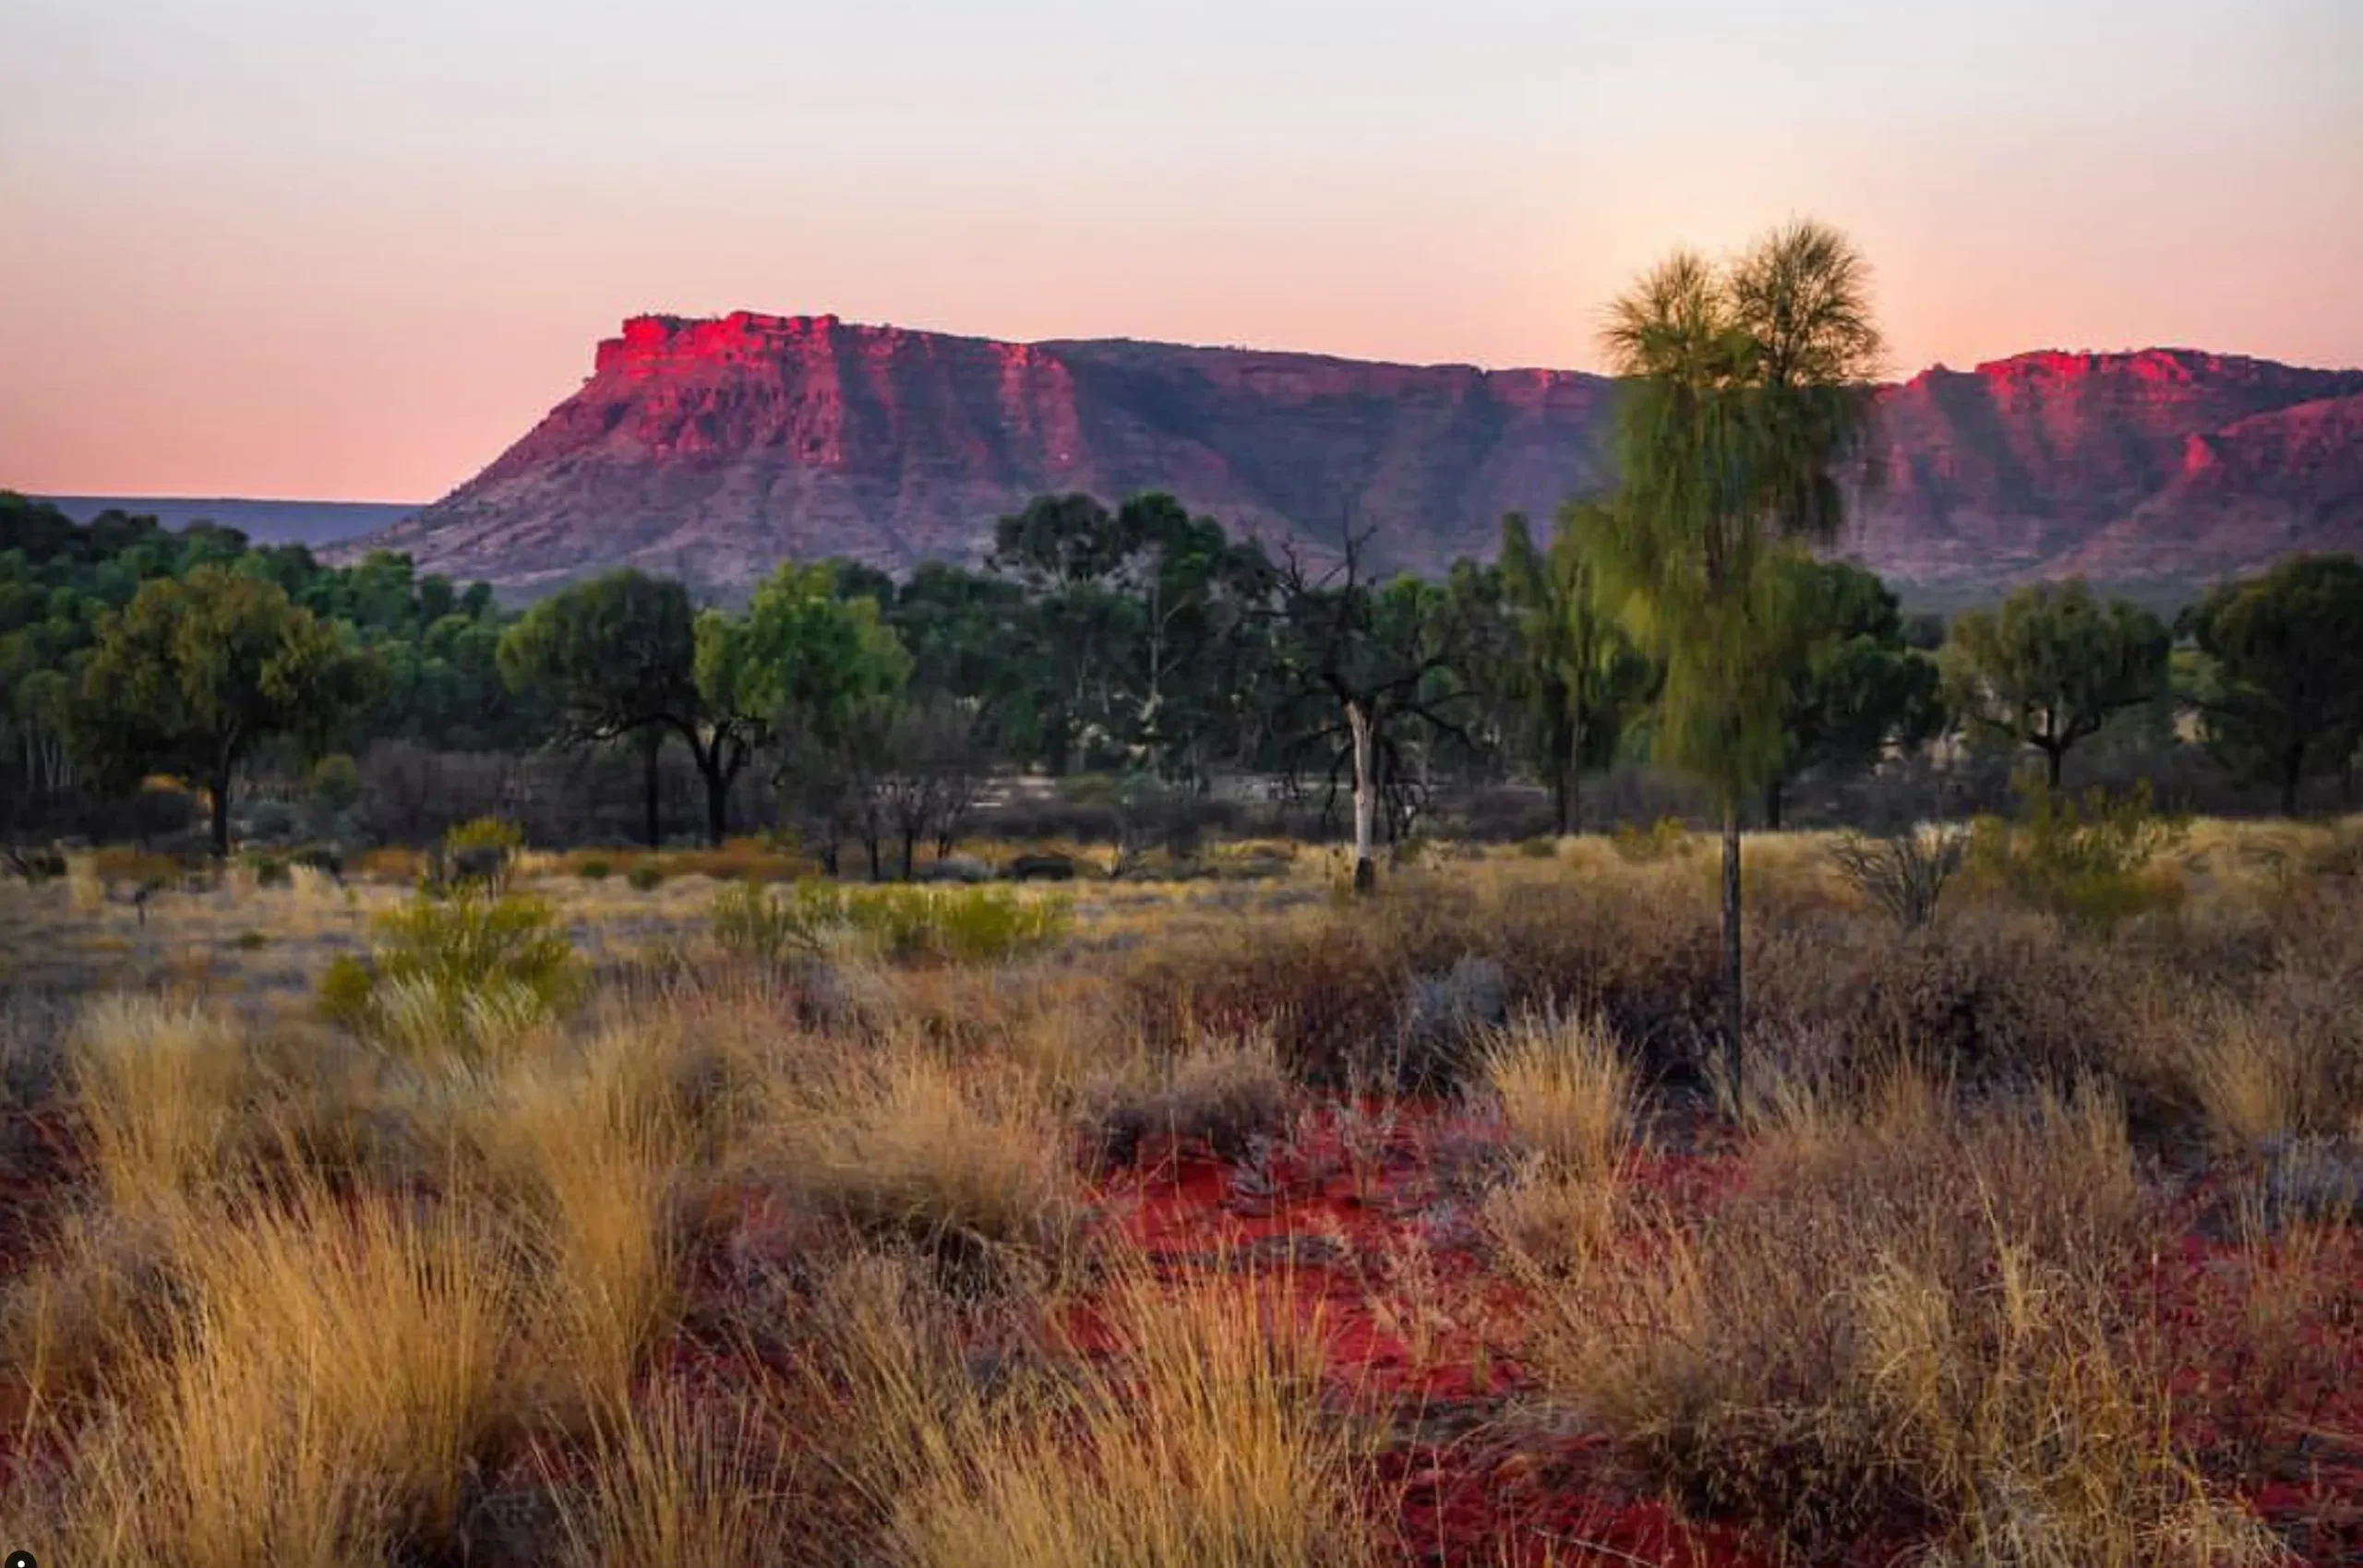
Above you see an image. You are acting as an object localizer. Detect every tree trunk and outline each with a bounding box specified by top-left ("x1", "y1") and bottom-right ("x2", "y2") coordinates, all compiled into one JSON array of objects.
[
  {"x1": 1763, "y1": 777, "x2": 1785, "y2": 832},
  {"x1": 1551, "y1": 715, "x2": 1577, "y2": 836},
  {"x1": 901, "y1": 825, "x2": 918, "y2": 881},
  {"x1": 210, "y1": 766, "x2": 234, "y2": 860},
  {"x1": 699, "y1": 765, "x2": 727, "y2": 850},
  {"x1": 1720, "y1": 801, "x2": 1744, "y2": 1120},
  {"x1": 2043, "y1": 745, "x2": 2064, "y2": 793},
  {"x1": 1348, "y1": 700, "x2": 1376, "y2": 894},
  {"x1": 642, "y1": 734, "x2": 664, "y2": 848}
]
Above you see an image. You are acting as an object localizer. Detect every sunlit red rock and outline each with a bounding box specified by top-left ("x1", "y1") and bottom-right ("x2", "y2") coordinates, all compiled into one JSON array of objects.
[{"x1": 355, "y1": 317, "x2": 2363, "y2": 597}]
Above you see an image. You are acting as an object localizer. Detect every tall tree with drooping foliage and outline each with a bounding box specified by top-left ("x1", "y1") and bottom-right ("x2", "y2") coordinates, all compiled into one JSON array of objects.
[
  {"x1": 2180, "y1": 554, "x2": 2363, "y2": 815},
  {"x1": 71, "y1": 566, "x2": 381, "y2": 857},
  {"x1": 1589, "y1": 220, "x2": 1887, "y2": 1105},
  {"x1": 1499, "y1": 506, "x2": 1657, "y2": 835},
  {"x1": 1940, "y1": 580, "x2": 2171, "y2": 792}
]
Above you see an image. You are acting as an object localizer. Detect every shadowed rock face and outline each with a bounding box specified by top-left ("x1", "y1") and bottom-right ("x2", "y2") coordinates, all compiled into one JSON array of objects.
[{"x1": 354, "y1": 313, "x2": 2363, "y2": 597}]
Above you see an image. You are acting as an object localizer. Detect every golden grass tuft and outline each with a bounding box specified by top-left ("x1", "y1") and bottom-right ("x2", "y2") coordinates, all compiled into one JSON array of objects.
[
  {"x1": 1481, "y1": 1005, "x2": 1639, "y2": 1181},
  {"x1": 878, "y1": 1256, "x2": 1380, "y2": 1568},
  {"x1": 29, "y1": 1179, "x2": 521, "y2": 1568},
  {"x1": 70, "y1": 996, "x2": 248, "y2": 1208}
]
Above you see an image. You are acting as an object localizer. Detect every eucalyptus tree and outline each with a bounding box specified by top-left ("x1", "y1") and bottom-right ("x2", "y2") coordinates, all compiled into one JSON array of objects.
[
  {"x1": 1589, "y1": 220, "x2": 1887, "y2": 1104},
  {"x1": 1940, "y1": 580, "x2": 2170, "y2": 793},
  {"x1": 74, "y1": 567, "x2": 381, "y2": 857},
  {"x1": 2180, "y1": 554, "x2": 2363, "y2": 815}
]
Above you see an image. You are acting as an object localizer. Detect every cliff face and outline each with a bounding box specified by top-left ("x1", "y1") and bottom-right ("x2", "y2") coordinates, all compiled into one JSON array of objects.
[{"x1": 357, "y1": 313, "x2": 2363, "y2": 596}]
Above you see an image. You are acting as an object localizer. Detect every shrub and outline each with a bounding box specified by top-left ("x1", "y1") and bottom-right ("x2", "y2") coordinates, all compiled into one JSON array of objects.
[
  {"x1": 234, "y1": 930, "x2": 269, "y2": 952},
  {"x1": 1612, "y1": 814, "x2": 1691, "y2": 862},
  {"x1": 798, "y1": 883, "x2": 1073, "y2": 965},
  {"x1": 1829, "y1": 824, "x2": 1968, "y2": 932},
  {"x1": 575, "y1": 857, "x2": 612, "y2": 881},
  {"x1": 308, "y1": 752, "x2": 362, "y2": 811},
  {"x1": 316, "y1": 886, "x2": 580, "y2": 1060},
  {"x1": 627, "y1": 864, "x2": 667, "y2": 892},
  {"x1": 242, "y1": 854, "x2": 293, "y2": 890},
  {"x1": 1078, "y1": 1033, "x2": 1291, "y2": 1170},
  {"x1": 1516, "y1": 835, "x2": 1560, "y2": 859},
  {"x1": 710, "y1": 880, "x2": 824, "y2": 964},
  {"x1": 1513, "y1": 1083, "x2": 2237, "y2": 1558},
  {"x1": 429, "y1": 816, "x2": 525, "y2": 894},
  {"x1": 349, "y1": 845, "x2": 422, "y2": 884},
  {"x1": 1969, "y1": 778, "x2": 2189, "y2": 932}
]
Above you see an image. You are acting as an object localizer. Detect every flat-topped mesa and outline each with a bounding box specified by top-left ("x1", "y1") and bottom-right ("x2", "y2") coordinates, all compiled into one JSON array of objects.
[
  {"x1": 593, "y1": 311, "x2": 848, "y2": 375},
  {"x1": 1961, "y1": 347, "x2": 2283, "y2": 387}
]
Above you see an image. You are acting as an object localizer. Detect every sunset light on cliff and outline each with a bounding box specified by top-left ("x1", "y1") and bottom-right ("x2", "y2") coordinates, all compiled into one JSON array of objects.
[{"x1": 2, "y1": 0, "x2": 2359, "y2": 502}]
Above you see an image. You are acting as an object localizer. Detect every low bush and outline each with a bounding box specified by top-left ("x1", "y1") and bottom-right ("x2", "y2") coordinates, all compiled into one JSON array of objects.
[
  {"x1": 828, "y1": 884, "x2": 1073, "y2": 965},
  {"x1": 1514, "y1": 1083, "x2": 2265, "y2": 1559},
  {"x1": 710, "y1": 880, "x2": 824, "y2": 964},
  {"x1": 1612, "y1": 814, "x2": 1692, "y2": 862},
  {"x1": 1968, "y1": 778, "x2": 2190, "y2": 932},
  {"x1": 627, "y1": 864, "x2": 666, "y2": 892},
  {"x1": 317, "y1": 885, "x2": 581, "y2": 1060}
]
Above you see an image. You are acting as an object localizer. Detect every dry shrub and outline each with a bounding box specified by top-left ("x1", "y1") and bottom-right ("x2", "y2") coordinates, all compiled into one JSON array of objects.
[
  {"x1": 1752, "y1": 907, "x2": 2131, "y2": 1096},
  {"x1": 1077, "y1": 1030, "x2": 1291, "y2": 1170},
  {"x1": 1517, "y1": 1081, "x2": 2260, "y2": 1558},
  {"x1": 761, "y1": 1049, "x2": 1084, "y2": 1284},
  {"x1": 1122, "y1": 863, "x2": 1721, "y2": 1089}
]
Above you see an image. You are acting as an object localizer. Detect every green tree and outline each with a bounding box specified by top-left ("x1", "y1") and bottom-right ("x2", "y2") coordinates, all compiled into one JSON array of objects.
[
  {"x1": 1762, "y1": 557, "x2": 1942, "y2": 828},
  {"x1": 2180, "y1": 554, "x2": 2363, "y2": 815},
  {"x1": 1589, "y1": 220, "x2": 1886, "y2": 1104},
  {"x1": 723, "y1": 559, "x2": 911, "y2": 758},
  {"x1": 498, "y1": 570, "x2": 699, "y2": 847},
  {"x1": 72, "y1": 567, "x2": 379, "y2": 857},
  {"x1": 1940, "y1": 580, "x2": 2170, "y2": 792},
  {"x1": 1499, "y1": 506, "x2": 1656, "y2": 834}
]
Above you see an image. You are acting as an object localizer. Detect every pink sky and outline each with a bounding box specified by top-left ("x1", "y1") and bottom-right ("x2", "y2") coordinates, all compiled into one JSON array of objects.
[{"x1": 4, "y1": 0, "x2": 2358, "y2": 503}]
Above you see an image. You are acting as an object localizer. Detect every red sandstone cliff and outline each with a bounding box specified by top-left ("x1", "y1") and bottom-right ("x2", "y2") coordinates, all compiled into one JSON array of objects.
[{"x1": 355, "y1": 314, "x2": 2363, "y2": 597}]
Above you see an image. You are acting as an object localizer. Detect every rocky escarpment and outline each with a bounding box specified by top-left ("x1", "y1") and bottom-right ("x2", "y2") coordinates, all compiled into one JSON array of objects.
[{"x1": 354, "y1": 314, "x2": 2363, "y2": 597}]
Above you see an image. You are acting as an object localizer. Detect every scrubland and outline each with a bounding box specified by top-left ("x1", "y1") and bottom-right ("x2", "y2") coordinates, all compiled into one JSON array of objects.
[{"x1": 3, "y1": 818, "x2": 2362, "y2": 1566}]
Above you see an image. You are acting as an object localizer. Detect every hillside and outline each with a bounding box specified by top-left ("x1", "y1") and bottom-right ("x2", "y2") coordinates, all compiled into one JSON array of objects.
[{"x1": 350, "y1": 313, "x2": 2363, "y2": 595}]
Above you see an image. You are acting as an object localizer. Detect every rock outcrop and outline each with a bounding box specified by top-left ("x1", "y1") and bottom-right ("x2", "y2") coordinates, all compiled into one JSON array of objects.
[{"x1": 353, "y1": 313, "x2": 2363, "y2": 598}]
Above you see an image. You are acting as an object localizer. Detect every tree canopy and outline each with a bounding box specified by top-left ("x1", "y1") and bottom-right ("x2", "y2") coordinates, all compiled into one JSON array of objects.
[{"x1": 1941, "y1": 581, "x2": 2171, "y2": 791}]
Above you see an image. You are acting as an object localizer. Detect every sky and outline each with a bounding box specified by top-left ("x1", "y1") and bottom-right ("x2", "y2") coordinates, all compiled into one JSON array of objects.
[{"x1": 3, "y1": 0, "x2": 2358, "y2": 503}]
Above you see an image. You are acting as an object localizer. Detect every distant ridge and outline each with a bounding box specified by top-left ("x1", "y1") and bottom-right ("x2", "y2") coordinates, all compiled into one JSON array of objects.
[
  {"x1": 327, "y1": 312, "x2": 2363, "y2": 597},
  {"x1": 42, "y1": 497, "x2": 419, "y2": 550}
]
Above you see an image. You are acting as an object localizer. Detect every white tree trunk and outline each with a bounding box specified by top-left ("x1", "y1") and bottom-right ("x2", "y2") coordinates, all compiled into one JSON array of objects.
[{"x1": 1348, "y1": 700, "x2": 1376, "y2": 894}]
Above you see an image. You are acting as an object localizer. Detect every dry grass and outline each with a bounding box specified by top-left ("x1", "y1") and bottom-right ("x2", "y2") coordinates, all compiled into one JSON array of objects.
[
  {"x1": 855, "y1": 1252, "x2": 1380, "y2": 1568},
  {"x1": 69, "y1": 997, "x2": 249, "y2": 1208},
  {"x1": 1513, "y1": 1077, "x2": 2274, "y2": 1559},
  {"x1": 6, "y1": 815, "x2": 2361, "y2": 1567},
  {"x1": 1481, "y1": 1006, "x2": 1639, "y2": 1181},
  {"x1": 20, "y1": 1179, "x2": 520, "y2": 1568},
  {"x1": 757, "y1": 1047, "x2": 1086, "y2": 1281}
]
